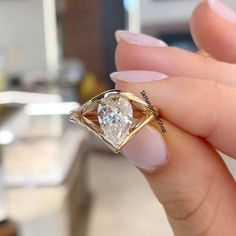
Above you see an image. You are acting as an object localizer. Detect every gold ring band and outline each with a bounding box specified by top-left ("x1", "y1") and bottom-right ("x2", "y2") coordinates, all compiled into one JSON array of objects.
[{"x1": 69, "y1": 89, "x2": 158, "y2": 153}]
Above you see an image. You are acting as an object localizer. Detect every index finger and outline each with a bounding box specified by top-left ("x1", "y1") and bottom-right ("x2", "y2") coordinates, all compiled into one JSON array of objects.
[{"x1": 111, "y1": 71, "x2": 236, "y2": 159}]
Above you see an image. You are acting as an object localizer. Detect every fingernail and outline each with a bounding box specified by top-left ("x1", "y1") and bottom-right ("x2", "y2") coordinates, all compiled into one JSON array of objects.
[
  {"x1": 121, "y1": 126, "x2": 168, "y2": 171},
  {"x1": 110, "y1": 71, "x2": 168, "y2": 83},
  {"x1": 207, "y1": 0, "x2": 236, "y2": 23},
  {"x1": 115, "y1": 30, "x2": 168, "y2": 47}
]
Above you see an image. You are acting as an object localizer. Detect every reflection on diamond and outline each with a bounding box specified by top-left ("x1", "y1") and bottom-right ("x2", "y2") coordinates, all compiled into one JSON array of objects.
[{"x1": 98, "y1": 94, "x2": 133, "y2": 146}]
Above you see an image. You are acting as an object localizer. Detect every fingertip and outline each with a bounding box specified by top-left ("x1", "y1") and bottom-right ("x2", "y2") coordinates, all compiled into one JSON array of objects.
[
  {"x1": 121, "y1": 125, "x2": 168, "y2": 172},
  {"x1": 190, "y1": 0, "x2": 209, "y2": 50},
  {"x1": 114, "y1": 31, "x2": 168, "y2": 71},
  {"x1": 190, "y1": 0, "x2": 236, "y2": 63}
]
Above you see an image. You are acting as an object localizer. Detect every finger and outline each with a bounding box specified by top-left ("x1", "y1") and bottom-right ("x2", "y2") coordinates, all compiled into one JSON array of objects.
[
  {"x1": 111, "y1": 71, "x2": 236, "y2": 158},
  {"x1": 115, "y1": 31, "x2": 236, "y2": 87},
  {"x1": 121, "y1": 119, "x2": 236, "y2": 236},
  {"x1": 191, "y1": 0, "x2": 236, "y2": 63}
]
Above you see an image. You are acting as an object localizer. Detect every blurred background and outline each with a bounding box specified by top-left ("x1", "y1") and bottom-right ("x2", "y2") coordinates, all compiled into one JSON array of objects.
[{"x1": 0, "y1": 0, "x2": 236, "y2": 235}]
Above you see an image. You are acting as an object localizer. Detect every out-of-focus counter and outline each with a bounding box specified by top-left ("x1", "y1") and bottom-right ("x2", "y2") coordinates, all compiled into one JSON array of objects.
[
  {"x1": 1, "y1": 109, "x2": 90, "y2": 236},
  {"x1": 3, "y1": 126, "x2": 88, "y2": 187}
]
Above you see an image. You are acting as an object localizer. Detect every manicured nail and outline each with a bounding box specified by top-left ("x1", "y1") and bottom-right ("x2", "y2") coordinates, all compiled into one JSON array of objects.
[
  {"x1": 121, "y1": 126, "x2": 168, "y2": 171},
  {"x1": 110, "y1": 71, "x2": 168, "y2": 83},
  {"x1": 115, "y1": 30, "x2": 168, "y2": 47},
  {"x1": 207, "y1": 0, "x2": 236, "y2": 23}
]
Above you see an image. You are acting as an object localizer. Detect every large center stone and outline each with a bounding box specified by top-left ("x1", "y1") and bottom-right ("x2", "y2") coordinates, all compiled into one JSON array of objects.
[{"x1": 97, "y1": 94, "x2": 133, "y2": 146}]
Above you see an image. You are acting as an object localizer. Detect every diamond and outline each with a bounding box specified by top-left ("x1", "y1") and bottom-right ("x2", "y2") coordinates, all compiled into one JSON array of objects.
[{"x1": 98, "y1": 94, "x2": 133, "y2": 146}]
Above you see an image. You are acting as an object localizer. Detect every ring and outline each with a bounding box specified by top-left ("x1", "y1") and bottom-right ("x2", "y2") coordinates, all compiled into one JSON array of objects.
[
  {"x1": 69, "y1": 89, "x2": 157, "y2": 153},
  {"x1": 197, "y1": 50, "x2": 211, "y2": 58}
]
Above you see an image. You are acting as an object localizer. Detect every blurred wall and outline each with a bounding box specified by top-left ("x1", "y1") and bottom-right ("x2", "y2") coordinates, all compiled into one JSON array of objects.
[
  {"x1": 63, "y1": 0, "x2": 103, "y2": 79},
  {"x1": 140, "y1": 0, "x2": 236, "y2": 26},
  {"x1": 63, "y1": 0, "x2": 124, "y2": 84},
  {"x1": 0, "y1": 0, "x2": 58, "y2": 74},
  {"x1": 101, "y1": 0, "x2": 125, "y2": 86},
  {"x1": 140, "y1": 0, "x2": 199, "y2": 25},
  {"x1": 0, "y1": 0, "x2": 46, "y2": 73}
]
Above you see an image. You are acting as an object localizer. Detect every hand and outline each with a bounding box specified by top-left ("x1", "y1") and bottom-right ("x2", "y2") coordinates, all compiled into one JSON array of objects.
[{"x1": 110, "y1": 1, "x2": 236, "y2": 235}]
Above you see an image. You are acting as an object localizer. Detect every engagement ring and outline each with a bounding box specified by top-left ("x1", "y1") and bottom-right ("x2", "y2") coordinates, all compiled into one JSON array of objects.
[{"x1": 69, "y1": 89, "x2": 157, "y2": 153}]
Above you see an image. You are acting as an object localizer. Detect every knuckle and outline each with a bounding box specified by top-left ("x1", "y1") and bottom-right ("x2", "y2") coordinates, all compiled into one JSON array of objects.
[
  {"x1": 160, "y1": 185, "x2": 208, "y2": 221},
  {"x1": 158, "y1": 182, "x2": 220, "y2": 236}
]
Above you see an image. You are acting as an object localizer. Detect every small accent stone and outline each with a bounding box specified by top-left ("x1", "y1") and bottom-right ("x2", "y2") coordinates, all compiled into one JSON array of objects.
[{"x1": 98, "y1": 94, "x2": 133, "y2": 146}]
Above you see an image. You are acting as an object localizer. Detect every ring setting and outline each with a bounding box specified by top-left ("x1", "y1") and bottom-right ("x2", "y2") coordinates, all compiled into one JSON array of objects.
[{"x1": 69, "y1": 89, "x2": 156, "y2": 153}]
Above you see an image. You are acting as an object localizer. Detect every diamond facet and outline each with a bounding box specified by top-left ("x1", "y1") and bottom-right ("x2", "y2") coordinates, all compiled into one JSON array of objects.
[{"x1": 98, "y1": 94, "x2": 133, "y2": 146}]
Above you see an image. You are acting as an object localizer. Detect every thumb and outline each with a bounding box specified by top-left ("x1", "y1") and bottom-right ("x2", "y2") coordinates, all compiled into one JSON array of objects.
[
  {"x1": 116, "y1": 95, "x2": 236, "y2": 235},
  {"x1": 191, "y1": 0, "x2": 236, "y2": 63}
]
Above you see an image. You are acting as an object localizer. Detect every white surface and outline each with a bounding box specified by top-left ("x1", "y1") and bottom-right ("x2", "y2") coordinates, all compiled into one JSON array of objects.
[
  {"x1": 1, "y1": 107, "x2": 87, "y2": 187},
  {"x1": 0, "y1": 91, "x2": 61, "y2": 105},
  {"x1": 4, "y1": 123, "x2": 88, "y2": 236},
  {"x1": 221, "y1": 152, "x2": 236, "y2": 180},
  {"x1": 3, "y1": 126, "x2": 87, "y2": 187},
  {"x1": 7, "y1": 174, "x2": 69, "y2": 236}
]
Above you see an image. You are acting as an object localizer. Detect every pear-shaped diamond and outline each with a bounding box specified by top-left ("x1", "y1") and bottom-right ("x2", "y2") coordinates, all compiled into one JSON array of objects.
[{"x1": 98, "y1": 94, "x2": 133, "y2": 146}]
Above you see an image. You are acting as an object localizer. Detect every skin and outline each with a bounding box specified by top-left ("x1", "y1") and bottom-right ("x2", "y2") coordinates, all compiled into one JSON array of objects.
[{"x1": 114, "y1": 1, "x2": 236, "y2": 236}]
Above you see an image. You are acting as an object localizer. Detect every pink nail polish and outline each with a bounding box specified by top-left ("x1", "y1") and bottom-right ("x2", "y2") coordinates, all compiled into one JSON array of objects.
[
  {"x1": 115, "y1": 30, "x2": 168, "y2": 47},
  {"x1": 110, "y1": 71, "x2": 168, "y2": 83},
  {"x1": 207, "y1": 0, "x2": 236, "y2": 23},
  {"x1": 121, "y1": 126, "x2": 168, "y2": 171}
]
